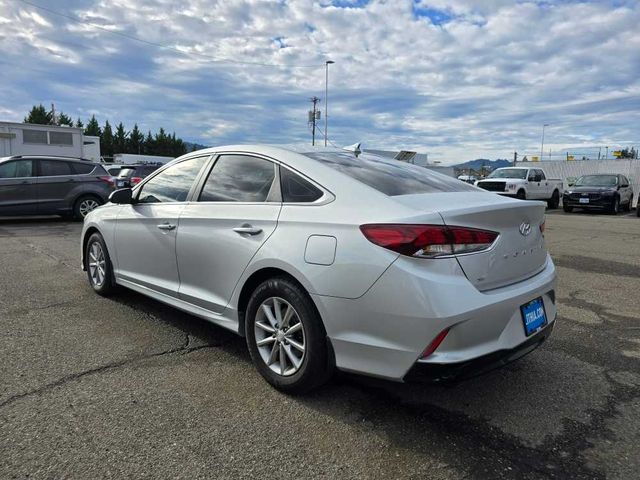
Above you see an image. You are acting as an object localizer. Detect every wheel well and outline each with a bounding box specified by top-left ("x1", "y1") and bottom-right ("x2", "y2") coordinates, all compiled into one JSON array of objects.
[
  {"x1": 236, "y1": 267, "x2": 313, "y2": 337},
  {"x1": 75, "y1": 193, "x2": 103, "y2": 208},
  {"x1": 81, "y1": 227, "x2": 100, "y2": 269}
]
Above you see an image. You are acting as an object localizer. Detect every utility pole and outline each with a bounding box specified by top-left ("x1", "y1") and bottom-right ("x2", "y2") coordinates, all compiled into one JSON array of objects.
[
  {"x1": 308, "y1": 96, "x2": 320, "y2": 146},
  {"x1": 324, "y1": 60, "x2": 335, "y2": 146},
  {"x1": 51, "y1": 102, "x2": 57, "y2": 125},
  {"x1": 513, "y1": 151, "x2": 518, "y2": 166},
  {"x1": 605, "y1": 146, "x2": 608, "y2": 160},
  {"x1": 540, "y1": 123, "x2": 549, "y2": 161}
]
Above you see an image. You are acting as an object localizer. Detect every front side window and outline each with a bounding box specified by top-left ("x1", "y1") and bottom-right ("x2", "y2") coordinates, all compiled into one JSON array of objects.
[
  {"x1": 280, "y1": 166, "x2": 323, "y2": 202},
  {"x1": 0, "y1": 160, "x2": 34, "y2": 178},
  {"x1": 305, "y1": 151, "x2": 477, "y2": 196},
  {"x1": 536, "y1": 170, "x2": 546, "y2": 180},
  {"x1": 39, "y1": 160, "x2": 73, "y2": 176},
  {"x1": 137, "y1": 156, "x2": 208, "y2": 203},
  {"x1": 199, "y1": 155, "x2": 276, "y2": 202}
]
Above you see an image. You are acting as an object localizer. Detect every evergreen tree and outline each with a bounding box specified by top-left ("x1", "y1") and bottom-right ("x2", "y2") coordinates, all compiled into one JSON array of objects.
[
  {"x1": 57, "y1": 112, "x2": 73, "y2": 127},
  {"x1": 75, "y1": 118, "x2": 84, "y2": 129},
  {"x1": 114, "y1": 122, "x2": 128, "y2": 154},
  {"x1": 127, "y1": 124, "x2": 144, "y2": 154},
  {"x1": 143, "y1": 131, "x2": 154, "y2": 155},
  {"x1": 24, "y1": 104, "x2": 52, "y2": 125},
  {"x1": 84, "y1": 115, "x2": 101, "y2": 136},
  {"x1": 101, "y1": 120, "x2": 114, "y2": 158}
]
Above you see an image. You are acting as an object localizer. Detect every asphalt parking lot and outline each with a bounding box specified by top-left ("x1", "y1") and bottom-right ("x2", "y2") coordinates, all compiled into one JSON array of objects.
[{"x1": 1, "y1": 210, "x2": 639, "y2": 479}]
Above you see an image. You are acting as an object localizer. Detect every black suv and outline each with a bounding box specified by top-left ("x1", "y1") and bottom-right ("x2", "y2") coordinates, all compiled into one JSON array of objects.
[{"x1": 0, "y1": 155, "x2": 114, "y2": 219}]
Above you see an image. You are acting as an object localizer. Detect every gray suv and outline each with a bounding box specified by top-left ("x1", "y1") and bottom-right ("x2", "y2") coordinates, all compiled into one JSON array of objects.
[{"x1": 0, "y1": 155, "x2": 114, "y2": 219}]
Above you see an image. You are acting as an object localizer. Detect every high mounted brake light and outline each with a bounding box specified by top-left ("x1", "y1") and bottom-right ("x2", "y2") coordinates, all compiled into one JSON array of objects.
[{"x1": 359, "y1": 224, "x2": 499, "y2": 258}]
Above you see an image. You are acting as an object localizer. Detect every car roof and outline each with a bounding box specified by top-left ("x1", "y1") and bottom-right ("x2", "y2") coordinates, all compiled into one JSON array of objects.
[{"x1": 1, "y1": 155, "x2": 99, "y2": 164}]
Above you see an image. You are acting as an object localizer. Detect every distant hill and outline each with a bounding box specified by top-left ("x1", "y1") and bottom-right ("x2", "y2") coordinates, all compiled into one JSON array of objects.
[
  {"x1": 453, "y1": 159, "x2": 512, "y2": 170},
  {"x1": 185, "y1": 141, "x2": 209, "y2": 152}
]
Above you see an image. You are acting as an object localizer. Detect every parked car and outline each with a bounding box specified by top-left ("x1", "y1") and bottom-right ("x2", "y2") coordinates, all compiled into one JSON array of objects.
[
  {"x1": 114, "y1": 164, "x2": 161, "y2": 189},
  {"x1": 563, "y1": 174, "x2": 633, "y2": 214},
  {"x1": 82, "y1": 146, "x2": 556, "y2": 392},
  {"x1": 0, "y1": 155, "x2": 114, "y2": 219},
  {"x1": 457, "y1": 174, "x2": 477, "y2": 184},
  {"x1": 475, "y1": 167, "x2": 563, "y2": 208}
]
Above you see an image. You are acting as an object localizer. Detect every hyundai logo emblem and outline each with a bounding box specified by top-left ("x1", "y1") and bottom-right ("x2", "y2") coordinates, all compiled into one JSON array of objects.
[{"x1": 519, "y1": 222, "x2": 532, "y2": 236}]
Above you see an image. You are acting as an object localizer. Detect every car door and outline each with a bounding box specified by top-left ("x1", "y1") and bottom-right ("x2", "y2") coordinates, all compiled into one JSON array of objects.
[
  {"x1": 619, "y1": 175, "x2": 632, "y2": 205},
  {"x1": 0, "y1": 159, "x2": 38, "y2": 215},
  {"x1": 36, "y1": 159, "x2": 77, "y2": 214},
  {"x1": 176, "y1": 154, "x2": 281, "y2": 314},
  {"x1": 527, "y1": 169, "x2": 543, "y2": 199},
  {"x1": 113, "y1": 156, "x2": 209, "y2": 296}
]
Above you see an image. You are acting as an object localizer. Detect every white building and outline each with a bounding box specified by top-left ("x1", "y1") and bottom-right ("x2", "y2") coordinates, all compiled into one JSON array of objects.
[{"x1": 0, "y1": 121, "x2": 101, "y2": 161}]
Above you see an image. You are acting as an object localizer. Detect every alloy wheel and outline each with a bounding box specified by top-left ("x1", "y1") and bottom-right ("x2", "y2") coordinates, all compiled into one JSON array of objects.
[
  {"x1": 79, "y1": 199, "x2": 100, "y2": 218},
  {"x1": 88, "y1": 242, "x2": 106, "y2": 287},
  {"x1": 254, "y1": 297, "x2": 306, "y2": 376}
]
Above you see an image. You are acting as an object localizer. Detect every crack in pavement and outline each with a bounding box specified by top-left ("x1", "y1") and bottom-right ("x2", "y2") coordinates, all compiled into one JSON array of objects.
[{"x1": 0, "y1": 332, "x2": 226, "y2": 410}]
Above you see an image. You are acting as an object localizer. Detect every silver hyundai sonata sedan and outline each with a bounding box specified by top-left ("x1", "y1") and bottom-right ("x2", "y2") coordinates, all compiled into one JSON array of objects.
[{"x1": 81, "y1": 145, "x2": 556, "y2": 392}]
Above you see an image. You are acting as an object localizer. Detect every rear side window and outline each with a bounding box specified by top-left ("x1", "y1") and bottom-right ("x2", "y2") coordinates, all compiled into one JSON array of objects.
[
  {"x1": 137, "y1": 156, "x2": 208, "y2": 203},
  {"x1": 0, "y1": 160, "x2": 34, "y2": 178},
  {"x1": 39, "y1": 160, "x2": 73, "y2": 176},
  {"x1": 71, "y1": 162, "x2": 96, "y2": 174},
  {"x1": 199, "y1": 155, "x2": 275, "y2": 202},
  {"x1": 304, "y1": 152, "x2": 476, "y2": 196},
  {"x1": 280, "y1": 167, "x2": 323, "y2": 202}
]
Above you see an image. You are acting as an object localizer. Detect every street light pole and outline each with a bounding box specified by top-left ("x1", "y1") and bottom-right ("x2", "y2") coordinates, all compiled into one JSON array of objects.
[
  {"x1": 540, "y1": 124, "x2": 549, "y2": 161},
  {"x1": 324, "y1": 60, "x2": 334, "y2": 147}
]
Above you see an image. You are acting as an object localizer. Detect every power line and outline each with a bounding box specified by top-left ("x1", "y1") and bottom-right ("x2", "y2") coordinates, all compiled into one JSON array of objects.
[{"x1": 14, "y1": 0, "x2": 324, "y2": 69}]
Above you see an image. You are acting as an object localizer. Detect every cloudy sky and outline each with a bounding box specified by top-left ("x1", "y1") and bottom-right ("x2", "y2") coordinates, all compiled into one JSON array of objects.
[{"x1": 0, "y1": 0, "x2": 638, "y2": 163}]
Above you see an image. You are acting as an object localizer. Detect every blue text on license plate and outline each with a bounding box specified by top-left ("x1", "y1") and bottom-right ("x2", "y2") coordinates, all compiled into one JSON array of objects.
[{"x1": 520, "y1": 297, "x2": 547, "y2": 336}]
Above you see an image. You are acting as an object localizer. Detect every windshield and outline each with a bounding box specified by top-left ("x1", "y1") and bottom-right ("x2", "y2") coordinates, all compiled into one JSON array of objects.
[
  {"x1": 575, "y1": 175, "x2": 617, "y2": 187},
  {"x1": 487, "y1": 169, "x2": 528, "y2": 179}
]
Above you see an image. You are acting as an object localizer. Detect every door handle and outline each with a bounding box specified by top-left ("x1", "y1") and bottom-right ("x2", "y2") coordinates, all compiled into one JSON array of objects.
[
  {"x1": 157, "y1": 223, "x2": 176, "y2": 231},
  {"x1": 233, "y1": 224, "x2": 262, "y2": 235}
]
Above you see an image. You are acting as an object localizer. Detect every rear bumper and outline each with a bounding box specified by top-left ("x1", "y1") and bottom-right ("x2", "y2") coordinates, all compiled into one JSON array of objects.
[
  {"x1": 312, "y1": 254, "x2": 557, "y2": 382},
  {"x1": 403, "y1": 320, "x2": 554, "y2": 383}
]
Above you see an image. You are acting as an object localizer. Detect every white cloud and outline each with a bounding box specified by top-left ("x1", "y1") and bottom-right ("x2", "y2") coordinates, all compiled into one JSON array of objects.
[{"x1": 0, "y1": 0, "x2": 638, "y2": 163}]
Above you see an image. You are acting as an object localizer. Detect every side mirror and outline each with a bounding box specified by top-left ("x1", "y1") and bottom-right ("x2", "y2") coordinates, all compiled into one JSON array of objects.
[
  {"x1": 109, "y1": 188, "x2": 133, "y2": 204},
  {"x1": 567, "y1": 182, "x2": 574, "y2": 187},
  {"x1": 528, "y1": 176, "x2": 535, "y2": 182},
  {"x1": 621, "y1": 184, "x2": 629, "y2": 188}
]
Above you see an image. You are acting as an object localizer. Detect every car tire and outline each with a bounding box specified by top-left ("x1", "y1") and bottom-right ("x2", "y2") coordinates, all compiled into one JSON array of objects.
[
  {"x1": 516, "y1": 189, "x2": 526, "y2": 200},
  {"x1": 245, "y1": 277, "x2": 331, "y2": 394},
  {"x1": 74, "y1": 195, "x2": 103, "y2": 220},
  {"x1": 563, "y1": 205, "x2": 573, "y2": 213},
  {"x1": 547, "y1": 190, "x2": 560, "y2": 209},
  {"x1": 85, "y1": 232, "x2": 116, "y2": 296},
  {"x1": 609, "y1": 197, "x2": 620, "y2": 215}
]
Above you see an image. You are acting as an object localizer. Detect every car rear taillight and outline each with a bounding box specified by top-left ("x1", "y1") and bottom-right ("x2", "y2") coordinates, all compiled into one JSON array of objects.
[
  {"x1": 359, "y1": 224, "x2": 499, "y2": 258},
  {"x1": 98, "y1": 175, "x2": 115, "y2": 187},
  {"x1": 131, "y1": 177, "x2": 142, "y2": 185},
  {"x1": 420, "y1": 328, "x2": 450, "y2": 358}
]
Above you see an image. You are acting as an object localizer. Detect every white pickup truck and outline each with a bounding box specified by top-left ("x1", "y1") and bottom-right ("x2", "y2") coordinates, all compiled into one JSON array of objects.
[{"x1": 475, "y1": 167, "x2": 563, "y2": 208}]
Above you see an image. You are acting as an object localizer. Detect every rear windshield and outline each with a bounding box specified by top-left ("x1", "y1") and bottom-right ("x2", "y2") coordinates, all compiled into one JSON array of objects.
[
  {"x1": 117, "y1": 167, "x2": 136, "y2": 178},
  {"x1": 303, "y1": 152, "x2": 476, "y2": 196}
]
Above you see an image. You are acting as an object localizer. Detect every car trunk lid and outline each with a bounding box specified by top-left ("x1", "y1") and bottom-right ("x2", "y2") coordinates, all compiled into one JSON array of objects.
[{"x1": 393, "y1": 192, "x2": 548, "y2": 291}]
